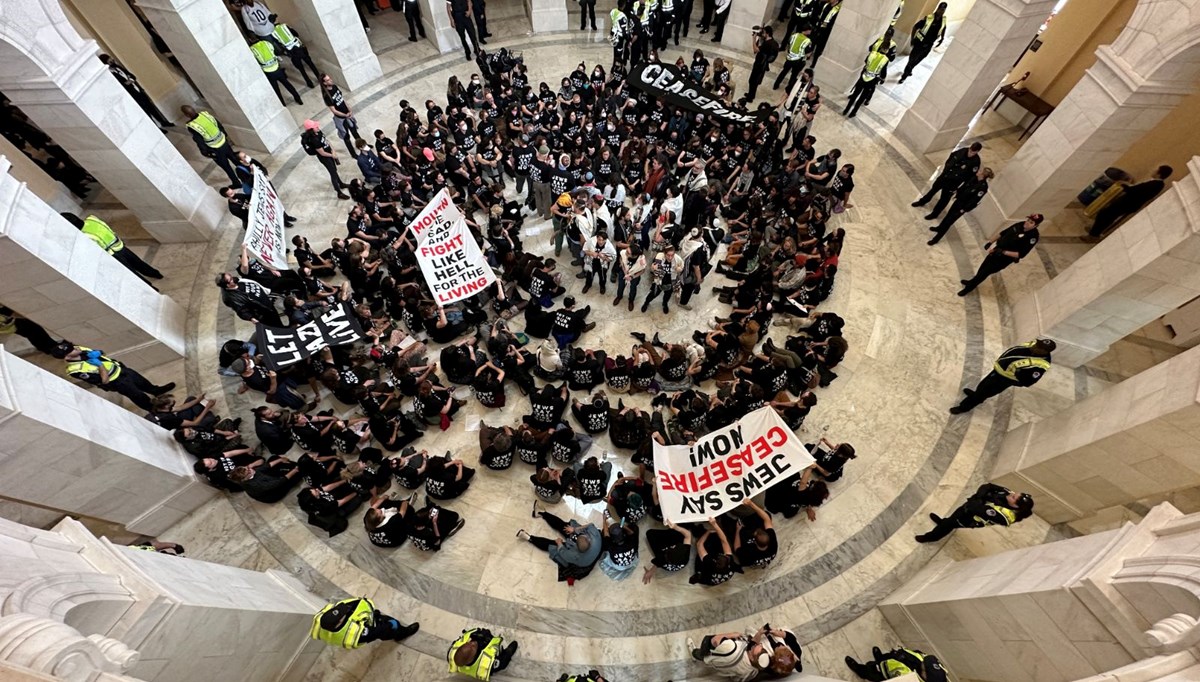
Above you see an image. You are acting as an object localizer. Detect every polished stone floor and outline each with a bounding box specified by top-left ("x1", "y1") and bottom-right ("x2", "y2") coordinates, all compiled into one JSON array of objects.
[{"x1": 16, "y1": 10, "x2": 1180, "y2": 682}]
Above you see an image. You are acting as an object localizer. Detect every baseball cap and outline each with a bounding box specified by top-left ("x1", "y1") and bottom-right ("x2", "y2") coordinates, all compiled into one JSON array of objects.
[
  {"x1": 303, "y1": 120, "x2": 320, "y2": 131},
  {"x1": 423, "y1": 148, "x2": 435, "y2": 161}
]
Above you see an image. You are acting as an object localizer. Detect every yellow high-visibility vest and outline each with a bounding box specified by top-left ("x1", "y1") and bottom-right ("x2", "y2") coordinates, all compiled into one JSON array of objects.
[
  {"x1": 862, "y1": 51, "x2": 889, "y2": 82},
  {"x1": 272, "y1": 24, "x2": 301, "y2": 50},
  {"x1": 186, "y1": 111, "x2": 226, "y2": 148},
  {"x1": 993, "y1": 341, "x2": 1051, "y2": 381},
  {"x1": 786, "y1": 33, "x2": 812, "y2": 61},
  {"x1": 914, "y1": 13, "x2": 938, "y2": 41},
  {"x1": 881, "y1": 649, "x2": 926, "y2": 679},
  {"x1": 81, "y1": 215, "x2": 124, "y2": 253},
  {"x1": 310, "y1": 598, "x2": 375, "y2": 649},
  {"x1": 65, "y1": 346, "x2": 122, "y2": 381},
  {"x1": 974, "y1": 502, "x2": 1018, "y2": 526},
  {"x1": 446, "y1": 629, "x2": 503, "y2": 680},
  {"x1": 250, "y1": 40, "x2": 280, "y2": 72}
]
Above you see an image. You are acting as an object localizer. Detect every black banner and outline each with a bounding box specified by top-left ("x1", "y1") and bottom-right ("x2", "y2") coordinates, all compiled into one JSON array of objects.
[
  {"x1": 628, "y1": 63, "x2": 772, "y2": 125},
  {"x1": 255, "y1": 302, "x2": 366, "y2": 370}
]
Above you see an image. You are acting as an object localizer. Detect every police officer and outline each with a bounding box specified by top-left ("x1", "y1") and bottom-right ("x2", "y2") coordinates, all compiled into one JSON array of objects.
[
  {"x1": 899, "y1": 1, "x2": 946, "y2": 83},
  {"x1": 181, "y1": 105, "x2": 240, "y2": 187},
  {"x1": 632, "y1": 0, "x2": 653, "y2": 62},
  {"x1": 773, "y1": 26, "x2": 812, "y2": 92},
  {"x1": 785, "y1": 0, "x2": 819, "y2": 39},
  {"x1": 59, "y1": 344, "x2": 174, "y2": 412},
  {"x1": 581, "y1": 0, "x2": 598, "y2": 31},
  {"x1": 949, "y1": 338, "x2": 1054, "y2": 414},
  {"x1": 63, "y1": 213, "x2": 164, "y2": 289},
  {"x1": 558, "y1": 672, "x2": 609, "y2": 682},
  {"x1": 846, "y1": 646, "x2": 948, "y2": 681},
  {"x1": 916, "y1": 483, "x2": 1034, "y2": 543},
  {"x1": 390, "y1": 0, "x2": 428, "y2": 42},
  {"x1": 301, "y1": 120, "x2": 350, "y2": 199},
  {"x1": 0, "y1": 306, "x2": 63, "y2": 356},
  {"x1": 841, "y1": 48, "x2": 888, "y2": 118},
  {"x1": 267, "y1": 16, "x2": 320, "y2": 88},
  {"x1": 657, "y1": 0, "x2": 675, "y2": 48},
  {"x1": 99, "y1": 54, "x2": 174, "y2": 128},
  {"x1": 310, "y1": 597, "x2": 419, "y2": 649},
  {"x1": 809, "y1": 0, "x2": 841, "y2": 65},
  {"x1": 869, "y1": 26, "x2": 898, "y2": 60},
  {"x1": 250, "y1": 38, "x2": 303, "y2": 106},
  {"x1": 926, "y1": 167, "x2": 993, "y2": 246},
  {"x1": 446, "y1": 0, "x2": 482, "y2": 61},
  {"x1": 610, "y1": 3, "x2": 633, "y2": 68},
  {"x1": 744, "y1": 25, "x2": 779, "y2": 102},
  {"x1": 447, "y1": 627, "x2": 519, "y2": 679},
  {"x1": 958, "y1": 214, "x2": 1042, "y2": 296},
  {"x1": 912, "y1": 141, "x2": 982, "y2": 215}
]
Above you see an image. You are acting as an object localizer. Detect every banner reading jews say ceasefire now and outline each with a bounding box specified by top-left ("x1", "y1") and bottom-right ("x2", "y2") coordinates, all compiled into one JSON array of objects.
[
  {"x1": 653, "y1": 406, "x2": 815, "y2": 523},
  {"x1": 244, "y1": 165, "x2": 289, "y2": 270},
  {"x1": 409, "y1": 188, "x2": 497, "y2": 305}
]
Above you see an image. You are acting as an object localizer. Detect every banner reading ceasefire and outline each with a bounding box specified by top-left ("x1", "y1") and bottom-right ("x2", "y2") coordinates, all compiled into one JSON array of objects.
[
  {"x1": 628, "y1": 63, "x2": 774, "y2": 125},
  {"x1": 410, "y1": 188, "x2": 497, "y2": 304},
  {"x1": 244, "y1": 165, "x2": 288, "y2": 270},
  {"x1": 653, "y1": 406, "x2": 815, "y2": 523}
]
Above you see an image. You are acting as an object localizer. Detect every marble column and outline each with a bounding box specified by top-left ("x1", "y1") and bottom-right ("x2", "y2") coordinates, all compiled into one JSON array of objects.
[
  {"x1": 0, "y1": 349, "x2": 216, "y2": 535},
  {"x1": 992, "y1": 345, "x2": 1200, "y2": 525},
  {"x1": 274, "y1": 0, "x2": 383, "y2": 90},
  {"x1": 421, "y1": 0, "x2": 462, "y2": 55},
  {"x1": 975, "y1": 48, "x2": 1198, "y2": 232},
  {"x1": 525, "y1": 0, "x2": 568, "y2": 33},
  {"x1": 1009, "y1": 157, "x2": 1200, "y2": 368},
  {"x1": 0, "y1": 0, "x2": 222, "y2": 243},
  {"x1": 0, "y1": 516, "x2": 324, "y2": 682},
  {"x1": 894, "y1": 0, "x2": 1057, "y2": 155},
  {"x1": 135, "y1": 0, "x2": 296, "y2": 154},
  {"x1": 722, "y1": 0, "x2": 773, "y2": 56},
  {"x1": 817, "y1": 0, "x2": 897, "y2": 94},
  {"x1": 880, "y1": 503, "x2": 1200, "y2": 682},
  {"x1": 0, "y1": 158, "x2": 186, "y2": 368}
]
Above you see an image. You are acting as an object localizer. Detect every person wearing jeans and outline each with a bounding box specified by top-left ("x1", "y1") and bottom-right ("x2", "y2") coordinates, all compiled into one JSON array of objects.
[{"x1": 614, "y1": 244, "x2": 646, "y2": 311}]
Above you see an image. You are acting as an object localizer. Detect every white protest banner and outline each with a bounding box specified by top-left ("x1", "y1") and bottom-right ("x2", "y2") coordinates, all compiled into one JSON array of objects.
[
  {"x1": 653, "y1": 406, "x2": 815, "y2": 523},
  {"x1": 244, "y1": 165, "x2": 288, "y2": 269},
  {"x1": 410, "y1": 188, "x2": 497, "y2": 304}
]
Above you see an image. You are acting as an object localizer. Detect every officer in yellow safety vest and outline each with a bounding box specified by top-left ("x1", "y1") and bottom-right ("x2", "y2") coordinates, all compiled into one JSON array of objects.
[
  {"x1": 610, "y1": 5, "x2": 632, "y2": 67},
  {"x1": 950, "y1": 338, "x2": 1054, "y2": 414},
  {"x1": 58, "y1": 344, "x2": 175, "y2": 412},
  {"x1": 915, "y1": 481, "x2": 1034, "y2": 544},
  {"x1": 447, "y1": 627, "x2": 519, "y2": 680},
  {"x1": 845, "y1": 646, "x2": 948, "y2": 681},
  {"x1": 60, "y1": 212, "x2": 164, "y2": 289},
  {"x1": 251, "y1": 38, "x2": 303, "y2": 106},
  {"x1": 841, "y1": 49, "x2": 888, "y2": 118},
  {"x1": 773, "y1": 27, "x2": 811, "y2": 92},
  {"x1": 808, "y1": 0, "x2": 840, "y2": 64},
  {"x1": 310, "y1": 598, "x2": 419, "y2": 649},
  {"x1": 267, "y1": 16, "x2": 319, "y2": 88},
  {"x1": 631, "y1": 0, "x2": 652, "y2": 62},
  {"x1": 180, "y1": 105, "x2": 241, "y2": 187},
  {"x1": 557, "y1": 672, "x2": 610, "y2": 682},
  {"x1": 900, "y1": 1, "x2": 946, "y2": 83},
  {"x1": 869, "y1": 25, "x2": 898, "y2": 60},
  {"x1": 0, "y1": 305, "x2": 62, "y2": 355}
]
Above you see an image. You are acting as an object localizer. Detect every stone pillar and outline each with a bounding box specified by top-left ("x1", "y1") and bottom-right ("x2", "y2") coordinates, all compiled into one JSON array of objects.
[
  {"x1": 722, "y1": 0, "x2": 772, "y2": 56},
  {"x1": 894, "y1": 0, "x2": 1057, "y2": 155},
  {"x1": 0, "y1": 516, "x2": 324, "y2": 682},
  {"x1": 0, "y1": 349, "x2": 215, "y2": 536},
  {"x1": 0, "y1": 159, "x2": 186, "y2": 368},
  {"x1": 135, "y1": 0, "x2": 296, "y2": 154},
  {"x1": 0, "y1": 0, "x2": 222, "y2": 243},
  {"x1": 992, "y1": 345, "x2": 1200, "y2": 525},
  {"x1": 880, "y1": 503, "x2": 1200, "y2": 682},
  {"x1": 1009, "y1": 157, "x2": 1200, "y2": 368},
  {"x1": 421, "y1": 0, "x2": 461, "y2": 55},
  {"x1": 817, "y1": 0, "x2": 897, "y2": 94},
  {"x1": 975, "y1": 48, "x2": 1197, "y2": 232},
  {"x1": 273, "y1": 0, "x2": 383, "y2": 90},
  {"x1": 525, "y1": 0, "x2": 568, "y2": 33}
]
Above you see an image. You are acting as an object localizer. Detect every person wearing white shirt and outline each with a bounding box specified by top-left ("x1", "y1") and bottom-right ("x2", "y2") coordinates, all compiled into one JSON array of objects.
[
  {"x1": 591, "y1": 194, "x2": 613, "y2": 236},
  {"x1": 581, "y1": 232, "x2": 617, "y2": 295},
  {"x1": 603, "y1": 181, "x2": 627, "y2": 213},
  {"x1": 641, "y1": 244, "x2": 685, "y2": 314},
  {"x1": 614, "y1": 243, "x2": 647, "y2": 310},
  {"x1": 240, "y1": 0, "x2": 276, "y2": 37}
]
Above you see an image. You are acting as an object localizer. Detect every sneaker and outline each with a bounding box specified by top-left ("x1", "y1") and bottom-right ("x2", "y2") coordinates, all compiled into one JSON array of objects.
[
  {"x1": 449, "y1": 518, "x2": 465, "y2": 536},
  {"x1": 516, "y1": 529, "x2": 531, "y2": 541}
]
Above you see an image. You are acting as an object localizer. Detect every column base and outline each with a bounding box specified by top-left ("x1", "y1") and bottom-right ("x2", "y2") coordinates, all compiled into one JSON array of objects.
[
  {"x1": 526, "y1": 0, "x2": 568, "y2": 33},
  {"x1": 896, "y1": 106, "x2": 969, "y2": 156}
]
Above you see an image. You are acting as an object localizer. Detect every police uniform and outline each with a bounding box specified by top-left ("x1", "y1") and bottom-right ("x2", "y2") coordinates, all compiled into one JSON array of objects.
[
  {"x1": 610, "y1": 8, "x2": 632, "y2": 68},
  {"x1": 447, "y1": 627, "x2": 517, "y2": 680},
  {"x1": 927, "y1": 173, "x2": 989, "y2": 245},
  {"x1": 185, "y1": 109, "x2": 240, "y2": 186},
  {"x1": 951, "y1": 340, "x2": 1052, "y2": 413},
  {"x1": 580, "y1": 0, "x2": 598, "y2": 31},
  {"x1": 901, "y1": 9, "x2": 946, "y2": 82},
  {"x1": 958, "y1": 220, "x2": 1040, "y2": 295},
  {"x1": 557, "y1": 673, "x2": 607, "y2": 682},
  {"x1": 846, "y1": 647, "x2": 948, "y2": 682},
  {"x1": 65, "y1": 346, "x2": 172, "y2": 412},
  {"x1": 785, "y1": 0, "x2": 819, "y2": 37},
  {"x1": 447, "y1": 0, "x2": 482, "y2": 60},
  {"x1": 914, "y1": 145, "x2": 981, "y2": 214},
  {"x1": 250, "y1": 39, "x2": 303, "y2": 105},
  {"x1": 809, "y1": 0, "x2": 841, "y2": 64},
  {"x1": 310, "y1": 597, "x2": 418, "y2": 648},
  {"x1": 842, "y1": 50, "x2": 888, "y2": 118},
  {"x1": 269, "y1": 23, "x2": 320, "y2": 87},
  {"x1": 76, "y1": 214, "x2": 164, "y2": 287},
  {"x1": 390, "y1": 0, "x2": 428, "y2": 42},
  {"x1": 773, "y1": 30, "x2": 812, "y2": 91},
  {"x1": 916, "y1": 483, "x2": 1031, "y2": 543}
]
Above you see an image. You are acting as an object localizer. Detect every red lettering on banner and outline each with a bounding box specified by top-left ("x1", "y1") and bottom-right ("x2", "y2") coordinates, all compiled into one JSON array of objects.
[
  {"x1": 710, "y1": 459, "x2": 729, "y2": 485},
  {"x1": 696, "y1": 466, "x2": 712, "y2": 490},
  {"x1": 767, "y1": 426, "x2": 788, "y2": 447},
  {"x1": 751, "y1": 435, "x2": 771, "y2": 460}
]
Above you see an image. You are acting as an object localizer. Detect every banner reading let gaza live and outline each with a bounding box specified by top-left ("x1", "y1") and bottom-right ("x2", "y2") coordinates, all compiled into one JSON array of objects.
[
  {"x1": 628, "y1": 63, "x2": 774, "y2": 126},
  {"x1": 653, "y1": 406, "x2": 815, "y2": 523},
  {"x1": 255, "y1": 302, "x2": 366, "y2": 370},
  {"x1": 410, "y1": 188, "x2": 497, "y2": 304},
  {"x1": 244, "y1": 165, "x2": 288, "y2": 270}
]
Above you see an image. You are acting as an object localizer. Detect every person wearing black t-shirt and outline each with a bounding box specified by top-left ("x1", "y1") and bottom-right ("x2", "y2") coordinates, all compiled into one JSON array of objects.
[
  {"x1": 551, "y1": 297, "x2": 595, "y2": 347},
  {"x1": 229, "y1": 464, "x2": 302, "y2": 503},
  {"x1": 766, "y1": 468, "x2": 830, "y2": 520},
  {"x1": 301, "y1": 120, "x2": 348, "y2": 199},
  {"x1": 145, "y1": 393, "x2": 218, "y2": 431},
  {"x1": 572, "y1": 456, "x2": 612, "y2": 503},
  {"x1": 745, "y1": 26, "x2": 779, "y2": 102},
  {"x1": 510, "y1": 136, "x2": 536, "y2": 199},
  {"x1": 445, "y1": 0, "x2": 482, "y2": 61},
  {"x1": 599, "y1": 517, "x2": 639, "y2": 578},
  {"x1": 253, "y1": 405, "x2": 295, "y2": 455},
  {"x1": 809, "y1": 438, "x2": 856, "y2": 482},
  {"x1": 958, "y1": 214, "x2": 1042, "y2": 296},
  {"x1": 571, "y1": 390, "x2": 611, "y2": 434},
  {"x1": 364, "y1": 496, "x2": 413, "y2": 547},
  {"x1": 424, "y1": 453, "x2": 476, "y2": 500},
  {"x1": 643, "y1": 520, "x2": 692, "y2": 583},
  {"x1": 479, "y1": 424, "x2": 515, "y2": 470},
  {"x1": 733, "y1": 499, "x2": 778, "y2": 569},
  {"x1": 525, "y1": 382, "x2": 569, "y2": 430},
  {"x1": 566, "y1": 348, "x2": 603, "y2": 392},
  {"x1": 320, "y1": 74, "x2": 363, "y2": 157},
  {"x1": 691, "y1": 517, "x2": 742, "y2": 586}
]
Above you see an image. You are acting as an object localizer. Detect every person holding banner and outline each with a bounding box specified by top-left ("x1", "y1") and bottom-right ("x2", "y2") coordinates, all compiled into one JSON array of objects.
[
  {"x1": 216, "y1": 271, "x2": 284, "y2": 326},
  {"x1": 690, "y1": 517, "x2": 742, "y2": 586}
]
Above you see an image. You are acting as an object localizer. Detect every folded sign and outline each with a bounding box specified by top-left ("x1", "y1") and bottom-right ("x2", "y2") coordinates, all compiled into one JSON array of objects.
[
  {"x1": 653, "y1": 406, "x2": 815, "y2": 523},
  {"x1": 244, "y1": 165, "x2": 288, "y2": 270},
  {"x1": 256, "y1": 302, "x2": 366, "y2": 370},
  {"x1": 410, "y1": 188, "x2": 497, "y2": 304}
]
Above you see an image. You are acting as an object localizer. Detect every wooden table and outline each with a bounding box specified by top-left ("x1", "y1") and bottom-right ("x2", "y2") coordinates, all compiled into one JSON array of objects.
[{"x1": 985, "y1": 84, "x2": 1055, "y2": 140}]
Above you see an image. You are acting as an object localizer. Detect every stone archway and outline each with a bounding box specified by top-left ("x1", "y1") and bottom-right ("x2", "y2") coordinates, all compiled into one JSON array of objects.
[{"x1": 0, "y1": 0, "x2": 220, "y2": 242}]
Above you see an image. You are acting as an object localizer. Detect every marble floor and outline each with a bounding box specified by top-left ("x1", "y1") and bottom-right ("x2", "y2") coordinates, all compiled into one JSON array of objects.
[{"x1": 23, "y1": 15, "x2": 1167, "y2": 682}]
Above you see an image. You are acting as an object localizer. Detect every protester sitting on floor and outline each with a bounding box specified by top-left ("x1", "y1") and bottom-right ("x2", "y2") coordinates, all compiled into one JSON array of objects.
[
  {"x1": 518, "y1": 507, "x2": 603, "y2": 581},
  {"x1": 424, "y1": 452, "x2": 476, "y2": 500}
]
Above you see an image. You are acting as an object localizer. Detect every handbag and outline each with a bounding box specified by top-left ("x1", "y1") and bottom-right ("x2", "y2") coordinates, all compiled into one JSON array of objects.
[{"x1": 439, "y1": 413, "x2": 451, "y2": 431}]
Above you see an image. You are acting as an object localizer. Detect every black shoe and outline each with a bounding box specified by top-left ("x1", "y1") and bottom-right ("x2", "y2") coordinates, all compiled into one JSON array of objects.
[
  {"x1": 631, "y1": 331, "x2": 647, "y2": 343},
  {"x1": 398, "y1": 622, "x2": 420, "y2": 639},
  {"x1": 872, "y1": 646, "x2": 884, "y2": 661},
  {"x1": 710, "y1": 36, "x2": 719, "y2": 42},
  {"x1": 575, "y1": 272, "x2": 587, "y2": 279},
  {"x1": 640, "y1": 302, "x2": 649, "y2": 313},
  {"x1": 408, "y1": 35, "x2": 418, "y2": 42},
  {"x1": 337, "y1": 192, "x2": 350, "y2": 200},
  {"x1": 503, "y1": 641, "x2": 519, "y2": 658},
  {"x1": 571, "y1": 259, "x2": 584, "y2": 266},
  {"x1": 465, "y1": 52, "x2": 473, "y2": 61},
  {"x1": 957, "y1": 287, "x2": 972, "y2": 297},
  {"x1": 911, "y1": 201, "x2": 926, "y2": 207},
  {"x1": 963, "y1": 388, "x2": 975, "y2": 396},
  {"x1": 914, "y1": 534, "x2": 935, "y2": 543},
  {"x1": 449, "y1": 517, "x2": 465, "y2": 536},
  {"x1": 929, "y1": 226, "x2": 939, "y2": 232},
  {"x1": 582, "y1": 284, "x2": 591, "y2": 294},
  {"x1": 923, "y1": 213, "x2": 938, "y2": 220},
  {"x1": 153, "y1": 382, "x2": 176, "y2": 395},
  {"x1": 926, "y1": 238, "x2": 939, "y2": 246},
  {"x1": 652, "y1": 332, "x2": 663, "y2": 347},
  {"x1": 960, "y1": 279, "x2": 970, "y2": 285},
  {"x1": 949, "y1": 404, "x2": 969, "y2": 414}
]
